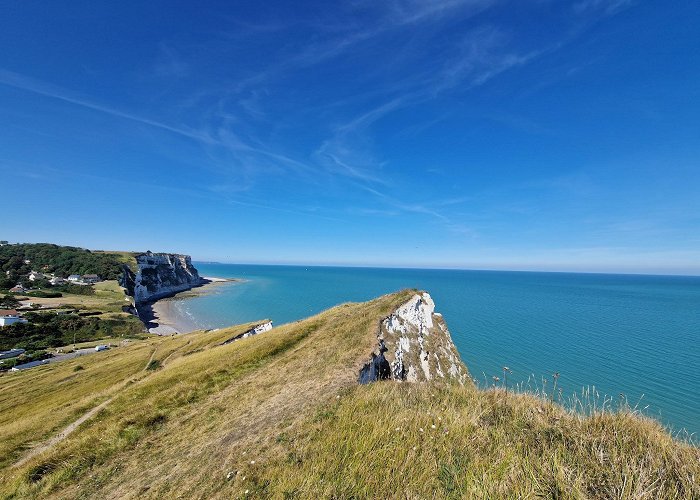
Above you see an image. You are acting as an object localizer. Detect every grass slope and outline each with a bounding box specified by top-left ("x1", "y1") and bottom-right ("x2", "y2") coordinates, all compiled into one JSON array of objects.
[{"x1": 0, "y1": 290, "x2": 697, "y2": 499}]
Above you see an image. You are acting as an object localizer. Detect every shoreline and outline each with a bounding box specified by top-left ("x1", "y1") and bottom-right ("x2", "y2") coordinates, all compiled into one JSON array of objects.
[{"x1": 138, "y1": 276, "x2": 240, "y2": 335}]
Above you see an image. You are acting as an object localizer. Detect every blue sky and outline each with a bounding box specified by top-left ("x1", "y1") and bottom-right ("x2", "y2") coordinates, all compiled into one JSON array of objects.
[{"x1": 1, "y1": 1, "x2": 699, "y2": 274}]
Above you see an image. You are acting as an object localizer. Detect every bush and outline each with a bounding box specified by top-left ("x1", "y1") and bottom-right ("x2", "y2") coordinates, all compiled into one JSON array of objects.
[
  {"x1": 26, "y1": 291, "x2": 63, "y2": 298},
  {"x1": 146, "y1": 360, "x2": 161, "y2": 371},
  {"x1": 54, "y1": 284, "x2": 95, "y2": 296},
  {"x1": 0, "y1": 295, "x2": 19, "y2": 308}
]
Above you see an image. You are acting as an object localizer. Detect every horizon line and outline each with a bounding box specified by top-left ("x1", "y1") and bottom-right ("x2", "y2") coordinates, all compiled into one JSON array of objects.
[{"x1": 192, "y1": 260, "x2": 700, "y2": 278}]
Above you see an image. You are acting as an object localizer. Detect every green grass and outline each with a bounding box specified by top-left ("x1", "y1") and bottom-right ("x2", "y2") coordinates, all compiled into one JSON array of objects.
[
  {"x1": 17, "y1": 280, "x2": 132, "y2": 315},
  {"x1": 95, "y1": 250, "x2": 139, "y2": 273},
  {"x1": 0, "y1": 290, "x2": 697, "y2": 499}
]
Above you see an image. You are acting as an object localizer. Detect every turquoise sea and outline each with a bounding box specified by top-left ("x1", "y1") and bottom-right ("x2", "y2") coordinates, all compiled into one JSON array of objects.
[{"x1": 172, "y1": 264, "x2": 699, "y2": 436}]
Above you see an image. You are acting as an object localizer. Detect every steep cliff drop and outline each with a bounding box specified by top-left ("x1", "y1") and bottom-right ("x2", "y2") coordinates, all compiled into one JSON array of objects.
[
  {"x1": 121, "y1": 251, "x2": 202, "y2": 304},
  {"x1": 359, "y1": 292, "x2": 468, "y2": 385}
]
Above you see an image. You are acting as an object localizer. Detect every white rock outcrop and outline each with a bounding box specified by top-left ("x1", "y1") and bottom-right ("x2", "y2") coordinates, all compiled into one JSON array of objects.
[
  {"x1": 360, "y1": 292, "x2": 468, "y2": 385},
  {"x1": 129, "y1": 252, "x2": 201, "y2": 304},
  {"x1": 222, "y1": 321, "x2": 273, "y2": 344}
]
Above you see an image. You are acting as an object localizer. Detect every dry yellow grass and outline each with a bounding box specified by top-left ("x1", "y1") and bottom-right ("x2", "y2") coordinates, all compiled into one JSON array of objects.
[
  {"x1": 0, "y1": 322, "x2": 262, "y2": 473},
  {"x1": 0, "y1": 290, "x2": 697, "y2": 499}
]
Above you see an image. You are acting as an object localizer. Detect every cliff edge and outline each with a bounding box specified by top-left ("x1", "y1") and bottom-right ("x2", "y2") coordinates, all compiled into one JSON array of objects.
[
  {"x1": 359, "y1": 292, "x2": 468, "y2": 385},
  {"x1": 2, "y1": 290, "x2": 697, "y2": 499},
  {"x1": 121, "y1": 251, "x2": 201, "y2": 304}
]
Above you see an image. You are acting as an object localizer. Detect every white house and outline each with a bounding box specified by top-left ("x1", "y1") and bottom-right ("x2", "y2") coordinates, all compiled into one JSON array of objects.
[
  {"x1": 0, "y1": 310, "x2": 25, "y2": 327},
  {"x1": 49, "y1": 276, "x2": 66, "y2": 285},
  {"x1": 28, "y1": 271, "x2": 44, "y2": 282},
  {"x1": 67, "y1": 275, "x2": 81, "y2": 282},
  {"x1": 82, "y1": 274, "x2": 101, "y2": 284}
]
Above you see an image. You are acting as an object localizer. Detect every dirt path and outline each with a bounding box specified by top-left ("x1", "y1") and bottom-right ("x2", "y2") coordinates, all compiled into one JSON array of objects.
[
  {"x1": 144, "y1": 346, "x2": 158, "y2": 371},
  {"x1": 13, "y1": 343, "x2": 185, "y2": 469},
  {"x1": 14, "y1": 398, "x2": 113, "y2": 468}
]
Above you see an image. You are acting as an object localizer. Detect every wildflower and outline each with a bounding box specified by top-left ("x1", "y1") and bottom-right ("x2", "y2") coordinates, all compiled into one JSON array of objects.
[
  {"x1": 250, "y1": 460, "x2": 255, "y2": 465},
  {"x1": 431, "y1": 424, "x2": 436, "y2": 429},
  {"x1": 419, "y1": 427, "x2": 424, "y2": 432}
]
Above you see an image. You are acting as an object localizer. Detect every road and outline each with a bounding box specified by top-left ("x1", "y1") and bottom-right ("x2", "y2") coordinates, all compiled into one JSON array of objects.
[{"x1": 13, "y1": 347, "x2": 108, "y2": 370}]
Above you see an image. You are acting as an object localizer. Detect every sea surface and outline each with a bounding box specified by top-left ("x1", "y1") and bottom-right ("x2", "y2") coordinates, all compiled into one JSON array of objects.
[{"x1": 171, "y1": 264, "x2": 699, "y2": 436}]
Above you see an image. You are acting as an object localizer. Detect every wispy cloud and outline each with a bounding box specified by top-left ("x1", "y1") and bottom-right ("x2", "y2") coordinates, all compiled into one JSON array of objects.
[
  {"x1": 0, "y1": 69, "x2": 212, "y2": 144},
  {"x1": 574, "y1": 0, "x2": 634, "y2": 16},
  {"x1": 0, "y1": 68, "x2": 323, "y2": 185},
  {"x1": 153, "y1": 42, "x2": 190, "y2": 78},
  {"x1": 231, "y1": 0, "x2": 496, "y2": 93}
]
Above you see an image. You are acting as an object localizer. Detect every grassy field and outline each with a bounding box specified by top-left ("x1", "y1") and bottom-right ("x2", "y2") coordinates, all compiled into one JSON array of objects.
[
  {"x1": 0, "y1": 290, "x2": 697, "y2": 499},
  {"x1": 17, "y1": 280, "x2": 132, "y2": 315}
]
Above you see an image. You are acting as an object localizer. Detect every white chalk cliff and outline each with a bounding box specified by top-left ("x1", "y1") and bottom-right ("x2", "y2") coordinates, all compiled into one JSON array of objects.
[
  {"x1": 360, "y1": 292, "x2": 468, "y2": 384},
  {"x1": 124, "y1": 252, "x2": 202, "y2": 304}
]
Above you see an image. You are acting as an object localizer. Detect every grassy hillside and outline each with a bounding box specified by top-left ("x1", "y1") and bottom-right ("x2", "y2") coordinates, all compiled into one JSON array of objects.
[
  {"x1": 95, "y1": 251, "x2": 139, "y2": 272},
  {"x1": 0, "y1": 290, "x2": 697, "y2": 499}
]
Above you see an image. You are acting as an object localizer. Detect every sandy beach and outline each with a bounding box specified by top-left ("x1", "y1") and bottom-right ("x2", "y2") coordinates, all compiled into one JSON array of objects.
[{"x1": 143, "y1": 276, "x2": 239, "y2": 335}]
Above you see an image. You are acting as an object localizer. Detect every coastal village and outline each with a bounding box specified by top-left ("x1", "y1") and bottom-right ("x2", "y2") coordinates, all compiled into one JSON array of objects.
[
  {"x1": 0, "y1": 243, "x2": 149, "y2": 372},
  {"x1": 2, "y1": 266, "x2": 103, "y2": 319},
  {"x1": 0, "y1": 243, "x2": 208, "y2": 372},
  {"x1": 0, "y1": 268, "x2": 106, "y2": 368}
]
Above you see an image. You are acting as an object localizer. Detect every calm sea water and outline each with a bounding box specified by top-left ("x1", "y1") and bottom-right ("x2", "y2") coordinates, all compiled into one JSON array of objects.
[{"x1": 172, "y1": 264, "x2": 699, "y2": 436}]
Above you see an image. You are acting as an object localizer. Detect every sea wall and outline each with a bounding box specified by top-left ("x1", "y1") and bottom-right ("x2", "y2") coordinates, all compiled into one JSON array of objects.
[
  {"x1": 359, "y1": 292, "x2": 469, "y2": 385},
  {"x1": 121, "y1": 251, "x2": 201, "y2": 304}
]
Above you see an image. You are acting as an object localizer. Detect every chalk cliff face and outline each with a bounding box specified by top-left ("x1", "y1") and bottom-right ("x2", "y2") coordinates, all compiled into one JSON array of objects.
[
  {"x1": 122, "y1": 252, "x2": 201, "y2": 304},
  {"x1": 359, "y1": 292, "x2": 468, "y2": 385}
]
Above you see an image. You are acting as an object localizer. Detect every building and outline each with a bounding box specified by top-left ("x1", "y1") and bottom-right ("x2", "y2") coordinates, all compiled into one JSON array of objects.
[
  {"x1": 67, "y1": 275, "x2": 81, "y2": 282},
  {"x1": 49, "y1": 276, "x2": 66, "y2": 286},
  {"x1": 0, "y1": 348, "x2": 25, "y2": 360},
  {"x1": 28, "y1": 271, "x2": 45, "y2": 282},
  {"x1": 82, "y1": 274, "x2": 102, "y2": 284},
  {"x1": 8, "y1": 285, "x2": 26, "y2": 294},
  {"x1": 0, "y1": 310, "x2": 25, "y2": 327}
]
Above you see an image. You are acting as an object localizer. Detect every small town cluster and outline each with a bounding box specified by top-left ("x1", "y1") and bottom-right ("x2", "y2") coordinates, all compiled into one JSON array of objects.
[{"x1": 0, "y1": 263, "x2": 103, "y2": 328}]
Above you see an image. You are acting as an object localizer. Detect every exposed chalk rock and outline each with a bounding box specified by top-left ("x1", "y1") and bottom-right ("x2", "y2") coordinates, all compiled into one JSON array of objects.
[
  {"x1": 122, "y1": 251, "x2": 201, "y2": 304},
  {"x1": 359, "y1": 292, "x2": 468, "y2": 385},
  {"x1": 222, "y1": 321, "x2": 273, "y2": 344}
]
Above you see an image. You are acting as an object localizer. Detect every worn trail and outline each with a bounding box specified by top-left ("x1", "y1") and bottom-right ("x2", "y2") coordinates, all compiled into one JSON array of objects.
[{"x1": 13, "y1": 342, "x2": 188, "y2": 469}]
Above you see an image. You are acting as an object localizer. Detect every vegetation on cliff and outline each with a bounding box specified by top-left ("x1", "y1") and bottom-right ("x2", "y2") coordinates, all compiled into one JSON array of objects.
[
  {"x1": 0, "y1": 291, "x2": 696, "y2": 499},
  {"x1": 0, "y1": 243, "x2": 131, "y2": 288}
]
